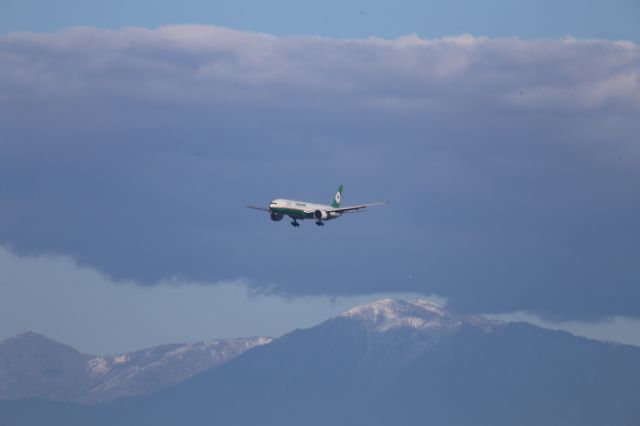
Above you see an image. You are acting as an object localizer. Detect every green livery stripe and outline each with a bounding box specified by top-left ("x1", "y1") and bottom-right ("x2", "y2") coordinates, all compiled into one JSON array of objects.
[{"x1": 271, "y1": 207, "x2": 312, "y2": 219}]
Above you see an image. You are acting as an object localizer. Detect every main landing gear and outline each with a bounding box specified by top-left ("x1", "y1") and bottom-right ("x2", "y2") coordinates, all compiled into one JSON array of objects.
[
  {"x1": 315, "y1": 221, "x2": 324, "y2": 226},
  {"x1": 290, "y1": 219, "x2": 300, "y2": 227}
]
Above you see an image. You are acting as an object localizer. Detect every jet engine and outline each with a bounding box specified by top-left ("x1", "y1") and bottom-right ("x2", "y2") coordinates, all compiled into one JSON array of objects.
[
  {"x1": 314, "y1": 210, "x2": 329, "y2": 220},
  {"x1": 270, "y1": 212, "x2": 284, "y2": 221}
]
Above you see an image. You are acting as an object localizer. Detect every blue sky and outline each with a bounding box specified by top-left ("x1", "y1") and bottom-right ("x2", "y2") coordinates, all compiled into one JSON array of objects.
[
  {"x1": 3, "y1": 0, "x2": 640, "y2": 41},
  {"x1": 1, "y1": 0, "x2": 639, "y2": 353}
]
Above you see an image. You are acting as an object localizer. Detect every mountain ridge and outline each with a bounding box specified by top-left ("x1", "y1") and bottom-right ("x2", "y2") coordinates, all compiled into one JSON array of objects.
[
  {"x1": 123, "y1": 298, "x2": 640, "y2": 425},
  {"x1": 0, "y1": 331, "x2": 271, "y2": 404},
  {"x1": 2, "y1": 299, "x2": 640, "y2": 425}
]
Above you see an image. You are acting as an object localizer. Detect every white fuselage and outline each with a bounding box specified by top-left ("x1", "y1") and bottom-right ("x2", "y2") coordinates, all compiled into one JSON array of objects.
[{"x1": 269, "y1": 199, "x2": 340, "y2": 220}]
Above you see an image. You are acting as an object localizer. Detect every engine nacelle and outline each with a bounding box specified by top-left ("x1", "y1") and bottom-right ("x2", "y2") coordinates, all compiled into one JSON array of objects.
[
  {"x1": 270, "y1": 212, "x2": 284, "y2": 221},
  {"x1": 314, "y1": 209, "x2": 329, "y2": 220}
]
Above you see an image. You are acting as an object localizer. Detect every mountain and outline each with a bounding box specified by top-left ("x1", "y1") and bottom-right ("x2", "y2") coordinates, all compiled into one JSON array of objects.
[
  {"x1": 2, "y1": 299, "x2": 640, "y2": 426},
  {"x1": 0, "y1": 332, "x2": 93, "y2": 402},
  {"x1": 0, "y1": 331, "x2": 271, "y2": 404},
  {"x1": 79, "y1": 336, "x2": 272, "y2": 404}
]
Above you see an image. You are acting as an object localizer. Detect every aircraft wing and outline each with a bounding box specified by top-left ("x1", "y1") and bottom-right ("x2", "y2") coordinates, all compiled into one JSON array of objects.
[
  {"x1": 247, "y1": 205, "x2": 271, "y2": 212},
  {"x1": 328, "y1": 201, "x2": 387, "y2": 214}
]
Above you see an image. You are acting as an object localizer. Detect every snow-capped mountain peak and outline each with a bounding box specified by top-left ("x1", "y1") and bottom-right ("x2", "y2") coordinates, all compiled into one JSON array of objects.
[
  {"x1": 340, "y1": 298, "x2": 456, "y2": 332},
  {"x1": 340, "y1": 298, "x2": 502, "y2": 333}
]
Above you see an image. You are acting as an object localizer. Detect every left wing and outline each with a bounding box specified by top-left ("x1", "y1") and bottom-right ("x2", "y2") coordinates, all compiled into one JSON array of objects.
[
  {"x1": 327, "y1": 201, "x2": 387, "y2": 214},
  {"x1": 247, "y1": 205, "x2": 270, "y2": 212}
]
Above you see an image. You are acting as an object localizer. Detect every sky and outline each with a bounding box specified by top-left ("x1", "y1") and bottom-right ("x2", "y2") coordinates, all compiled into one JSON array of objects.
[
  {"x1": 2, "y1": 0, "x2": 640, "y2": 41},
  {"x1": 1, "y1": 0, "x2": 639, "y2": 353}
]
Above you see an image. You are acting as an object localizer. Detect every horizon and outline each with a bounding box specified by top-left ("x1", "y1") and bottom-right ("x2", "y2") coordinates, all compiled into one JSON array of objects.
[{"x1": 3, "y1": 294, "x2": 640, "y2": 355}]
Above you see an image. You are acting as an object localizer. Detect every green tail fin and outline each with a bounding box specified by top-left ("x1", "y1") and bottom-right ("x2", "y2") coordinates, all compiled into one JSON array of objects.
[{"x1": 331, "y1": 185, "x2": 343, "y2": 208}]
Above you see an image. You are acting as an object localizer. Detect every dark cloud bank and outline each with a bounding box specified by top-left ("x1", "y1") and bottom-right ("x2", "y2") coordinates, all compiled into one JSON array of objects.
[{"x1": 1, "y1": 26, "x2": 639, "y2": 320}]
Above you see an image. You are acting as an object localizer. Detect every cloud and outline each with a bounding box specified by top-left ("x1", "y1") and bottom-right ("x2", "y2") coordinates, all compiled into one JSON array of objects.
[{"x1": 1, "y1": 25, "x2": 639, "y2": 320}]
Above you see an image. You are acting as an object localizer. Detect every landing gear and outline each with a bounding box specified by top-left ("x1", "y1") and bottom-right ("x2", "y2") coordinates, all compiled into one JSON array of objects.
[
  {"x1": 315, "y1": 221, "x2": 324, "y2": 226},
  {"x1": 290, "y1": 219, "x2": 300, "y2": 227}
]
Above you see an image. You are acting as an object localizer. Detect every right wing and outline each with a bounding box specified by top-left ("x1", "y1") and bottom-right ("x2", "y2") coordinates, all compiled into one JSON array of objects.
[
  {"x1": 328, "y1": 201, "x2": 388, "y2": 214},
  {"x1": 247, "y1": 205, "x2": 270, "y2": 212}
]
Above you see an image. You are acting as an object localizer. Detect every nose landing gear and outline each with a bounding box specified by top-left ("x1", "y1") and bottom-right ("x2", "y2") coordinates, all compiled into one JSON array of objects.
[
  {"x1": 290, "y1": 219, "x2": 300, "y2": 227},
  {"x1": 315, "y1": 221, "x2": 324, "y2": 226}
]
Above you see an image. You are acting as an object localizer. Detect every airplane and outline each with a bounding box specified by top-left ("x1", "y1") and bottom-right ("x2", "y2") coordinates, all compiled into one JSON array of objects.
[{"x1": 247, "y1": 185, "x2": 386, "y2": 227}]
